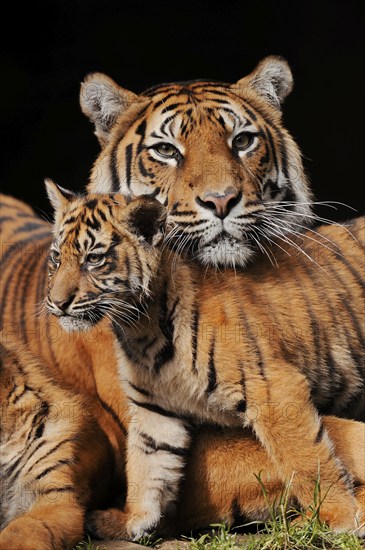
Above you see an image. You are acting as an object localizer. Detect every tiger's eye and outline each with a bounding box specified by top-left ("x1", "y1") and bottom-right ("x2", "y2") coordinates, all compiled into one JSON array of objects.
[
  {"x1": 50, "y1": 249, "x2": 61, "y2": 264},
  {"x1": 232, "y1": 132, "x2": 254, "y2": 151},
  {"x1": 153, "y1": 143, "x2": 178, "y2": 158},
  {"x1": 87, "y1": 253, "x2": 104, "y2": 265}
]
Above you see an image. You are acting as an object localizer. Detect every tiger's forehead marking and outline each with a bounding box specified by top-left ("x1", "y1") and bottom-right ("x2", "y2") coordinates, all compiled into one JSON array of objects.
[
  {"x1": 56, "y1": 198, "x2": 120, "y2": 254},
  {"x1": 143, "y1": 87, "x2": 259, "y2": 142}
]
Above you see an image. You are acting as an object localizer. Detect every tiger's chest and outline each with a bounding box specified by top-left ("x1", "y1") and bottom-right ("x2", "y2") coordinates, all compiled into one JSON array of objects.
[{"x1": 115, "y1": 340, "x2": 243, "y2": 428}]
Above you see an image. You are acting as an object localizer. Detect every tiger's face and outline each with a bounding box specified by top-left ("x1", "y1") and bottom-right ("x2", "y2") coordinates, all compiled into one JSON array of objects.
[
  {"x1": 45, "y1": 180, "x2": 165, "y2": 332},
  {"x1": 81, "y1": 56, "x2": 312, "y2": 267}
]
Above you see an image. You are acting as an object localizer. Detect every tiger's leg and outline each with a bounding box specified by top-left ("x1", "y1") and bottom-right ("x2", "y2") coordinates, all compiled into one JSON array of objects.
[
  {"x1": 247, "y1": 363, "x2": 362, "y2": 534},
  {"x1": 170, "y1": 416, "x2": 365, "y2": 534},
  {"x1": 0, "y1": 499, "x2": 84, "y2": 550},
  {"x1": 88, "y1": 406, "x2": 191, "y2": 540},
  {"x1": 326, "y1": 417, "x2": 365, "y2": 535}
]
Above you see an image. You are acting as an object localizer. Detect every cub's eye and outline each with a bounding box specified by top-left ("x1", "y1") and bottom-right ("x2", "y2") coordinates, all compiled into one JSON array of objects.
[
  {"x1": 86, "y1": 253, "x2": 104, "y2": 266},
  {"x1": 50, "y1": 250, "x2": 60, "y2": 264},
  {"x1": 232, "y1": 132, "x2": 255, "y2": 152},
  {"x1": 151, "y1": 142, "x2": 179, "y2": 158}
]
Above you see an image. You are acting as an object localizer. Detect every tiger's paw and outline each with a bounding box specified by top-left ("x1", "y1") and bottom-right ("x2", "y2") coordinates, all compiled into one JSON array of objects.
[
  {"x1": 87, "y1": 508, "x2": 160, "y2": 541},
  {"x1": 293, "y1": 496, "x2": 364, "y2": 538},
  {"x1": 318, "y1": 502, "x2": 365, "y2": 537}
]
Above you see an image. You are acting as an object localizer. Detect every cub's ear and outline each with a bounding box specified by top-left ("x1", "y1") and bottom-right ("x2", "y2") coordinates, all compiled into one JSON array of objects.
[
  {"x1": 126, "y1": 196, "x2": 167, "y2": 246},
  {"x1": 80, "y1": 72, "x2": 142, "y2": 146},
  {"x1": 232, "y1": 56, "x2": 293, "y2": 109},
  {"x1": 45, "y1": 178, "x2": 76, "y2": 212}
]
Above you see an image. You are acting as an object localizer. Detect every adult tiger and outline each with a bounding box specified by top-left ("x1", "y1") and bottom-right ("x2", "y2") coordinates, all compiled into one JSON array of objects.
[{"x1": 81, "y1": 56, "x2": 312, "y2": 267}]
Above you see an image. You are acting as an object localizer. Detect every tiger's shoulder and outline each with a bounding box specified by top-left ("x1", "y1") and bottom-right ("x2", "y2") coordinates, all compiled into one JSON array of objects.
[{"x1": 0, "y1": 194, "x2": 51, "y2": 261}]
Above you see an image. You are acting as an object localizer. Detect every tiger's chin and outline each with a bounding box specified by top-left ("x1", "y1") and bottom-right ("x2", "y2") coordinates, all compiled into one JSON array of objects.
[
  {"x1": 196, "y1": 237, "x2": 254, "y2": 268},
  {"x1": 59, "y1": 315, "x2": 100, "y2": 333}
]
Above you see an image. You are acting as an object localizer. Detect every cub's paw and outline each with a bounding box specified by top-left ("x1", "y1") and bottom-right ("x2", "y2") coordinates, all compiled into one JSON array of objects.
[{"x1": 87, "y1": 508, "x2": 160, "y2": 541}]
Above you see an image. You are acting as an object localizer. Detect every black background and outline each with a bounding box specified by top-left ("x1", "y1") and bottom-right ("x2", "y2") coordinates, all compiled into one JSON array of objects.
[{"x1": 1, "y1": 0, "x2": 364, "y2": 221}]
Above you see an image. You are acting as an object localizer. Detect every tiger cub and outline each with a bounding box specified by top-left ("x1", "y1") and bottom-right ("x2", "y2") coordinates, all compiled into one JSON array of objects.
[
  {"x1": 0, "y1": 335, "x2": 113, "y2": 550},
  {"x1": 45, "y1": 181, "x2": 365, "y2": 539}
]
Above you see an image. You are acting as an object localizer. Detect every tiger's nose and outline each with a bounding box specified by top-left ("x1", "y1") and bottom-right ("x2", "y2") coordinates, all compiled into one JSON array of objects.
[
  {"x1": 196, "y1": 189, "x2": 242, "y2": 219},
  {"x1": 53, "y1": 295, "x2": 76, "y2": 312}
]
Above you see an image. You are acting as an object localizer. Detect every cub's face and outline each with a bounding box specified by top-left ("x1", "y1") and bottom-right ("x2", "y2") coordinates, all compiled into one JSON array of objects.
[
  {"x1": 81, "y1": 56, "x2": 312, "y2": 268},
  {"x1": 45, "y1": 182, "x2": 164, "y2": 332}
]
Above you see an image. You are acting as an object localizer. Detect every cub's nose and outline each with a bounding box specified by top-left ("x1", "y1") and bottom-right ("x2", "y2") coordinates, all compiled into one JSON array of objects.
[{"x1": 196, "y1": 189, "x2": 242, "y2": 219}]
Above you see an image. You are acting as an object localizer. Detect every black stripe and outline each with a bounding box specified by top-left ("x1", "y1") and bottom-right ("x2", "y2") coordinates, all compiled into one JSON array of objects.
[
  {"x1": 277, "y1": 129, "x2": 289, "y2": 179},
  {"x1": 298, "y1": 260, "x2": 355, "y2": 410},
  {"x1": 325, "y1": 258, "x2": 365, "y2": 357},
  {"x1": 238, "y1": 303, "x2": 267, "y2": 381},
  {"x1": 333, "y1": 244, "x2": 365, "y2": 291},
  {"x1": 191, "y1": 304, "x2": 199, "y2": 373},
  {"x1": 138, "y1": 156, "x2": 149, "y2": 177},
  {"x1": 125, "y1": 143, "x2": 133, "y2": 191},
  {"x1": 19, "y1": 245, "x2": 41, "y2": 344},
  {"x1": 0, "y1": 215, "x2": 14, "y2": 223},
  {"x1": 152, "y1": 92, "x2": 182, "y2": 109},
  {"x1": 11, "y1": 384, "x2": 30, "y2": 404},
  {"x1": 315, "y1": 422, "x2": 325, "y2": 444},
  {"x1": 0, "y1": 234, "x2": 51, "y2": 330},
  {"x1": 7, "y1": 440, "x2": 47, "y2": 483},
  {"x1": 35, "y1": 244, "x2": 50, "y2": 356},
  {"x1": 161, "y1": 102, "x2": 187, "y2": 114},
  {"x1": 153, "y1": 286, "x2": 175, "y2": 372},
  {"x1": 131, "y1": 399, "x2": 192, "y2": 424},
  {"x1": 265, "y1": 126, "x2": 279, "y2": 173},
  {"x1": 34, "y1": 458, "x2": 72, "y2": 481},
  {"x1": 140, "y1": 432, "x2": 188, "y2": 457},
  {"x1": 40, "y1": 521, "x2": 57, "y2": 550},
  {"x1": 128, "y1": 381, "x2": 152, "y2": 397},
  {"x1": 161, "y1": 112, "x2": 179, "y2": 134},
  {"x1": 24, "y1": 437, "x2": 77, "y2": 476},
  {"x1": 135, "y1": 118, "x2": 147, "y2": 154},
  {"x1": 206, "y1": 333, "x2": 218, "y2": 394},
  {"x1": 98, "y1": 394, "x2": 128, "y2": 435},
  {"x1": 97, "y1": 208, "x2": 107, "y2": 222},
  {"x1": 14, "y1": 221, "x2": 47, "y2": 234},
  {"x1": 110, "y1": 142, "x2": 121, "y2": 192},
  {"x1": 231, "y1": 497, "x2": 249, "y2": 526}
]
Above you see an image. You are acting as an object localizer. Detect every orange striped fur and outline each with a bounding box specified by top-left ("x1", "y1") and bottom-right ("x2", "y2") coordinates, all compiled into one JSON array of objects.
[
  {"x1": 81, "y1": 57, "x2": 313, "y2": 269},
  {"x1": 45, "y1": 188, "x2": 365, "y2": 539},
  {"x1": 1, "y1": 191, "x2": 364, "y2": 545},
  {"x1": 0, "y1": 335, "x2": 112, "y2": 550}
]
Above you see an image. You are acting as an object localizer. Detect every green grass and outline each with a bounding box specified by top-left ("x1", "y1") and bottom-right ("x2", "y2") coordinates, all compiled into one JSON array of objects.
[
  {"x1": 185, "y1": 472, "x2": 363, "y2": 550},
  {"x1": 75, "y1": 475, "x2": 364, "y2": 550},
  {"x1": 186, "y1": 521, "x2": 363, "y2": 550},
  {"x1": 73, "y1": 535, "x2": 106, "y2": 550}
]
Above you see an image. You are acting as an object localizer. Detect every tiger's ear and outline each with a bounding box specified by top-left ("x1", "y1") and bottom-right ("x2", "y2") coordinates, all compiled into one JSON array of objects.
[
  {"x1": 125, "y1": 196, "x2": 167, "y2": 246},
  {"x1": 232, "y1": 56, "x2": 293, "y2": 109},
  {"x1": 80, "y1": 72, "x2": 142, "y2": 146},
  {"x1": 45, "y1": 178, "x2": 76, "y2": 212}
]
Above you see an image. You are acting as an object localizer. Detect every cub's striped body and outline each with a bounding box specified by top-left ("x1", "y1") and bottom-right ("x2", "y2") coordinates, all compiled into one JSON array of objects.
[
  {"x1": 0, "y1": 336, "x2": 112, "y2": 550},
  {"x1": 81, "y1": 56, "x2": 312, "y2": 268},
  {"x1": 45, "y1": 186, "x2": 365, "y2": 540},
  {"x1": 5, "y1": 193, "x2": 364, "y2": 544}
]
